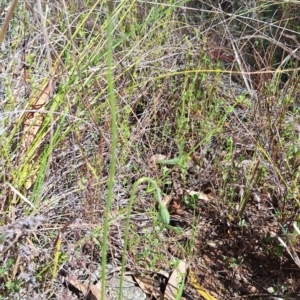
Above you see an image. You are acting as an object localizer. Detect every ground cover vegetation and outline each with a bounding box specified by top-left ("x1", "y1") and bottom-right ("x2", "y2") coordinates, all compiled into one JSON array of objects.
[{"x1": 1, "y1": 0, "x2": 300, "y2": 299}]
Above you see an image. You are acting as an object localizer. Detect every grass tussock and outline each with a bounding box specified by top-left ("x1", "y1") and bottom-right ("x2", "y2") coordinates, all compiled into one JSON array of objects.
[{"x1": 1, "y1": 0, "x2": 300, "y2": 299}]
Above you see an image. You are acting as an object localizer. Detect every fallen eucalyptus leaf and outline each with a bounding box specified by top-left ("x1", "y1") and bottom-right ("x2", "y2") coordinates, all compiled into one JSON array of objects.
[
  {"x1": 164, "y1": 260, "x2": 187, "y2": 300},
  {"x1": 88, "y1": 284, "x2": 110, "y2": 300}
]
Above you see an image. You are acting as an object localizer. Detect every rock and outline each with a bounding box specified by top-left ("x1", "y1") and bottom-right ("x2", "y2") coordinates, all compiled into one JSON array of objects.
[{"x1": 106, "y1": 275, "x2": 146, "y2": 300}]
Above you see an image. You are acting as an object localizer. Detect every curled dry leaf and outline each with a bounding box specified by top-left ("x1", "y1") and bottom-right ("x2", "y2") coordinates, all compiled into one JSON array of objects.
[{"x1": 65, "y1": 275, "x2": 88, "y2": 294}]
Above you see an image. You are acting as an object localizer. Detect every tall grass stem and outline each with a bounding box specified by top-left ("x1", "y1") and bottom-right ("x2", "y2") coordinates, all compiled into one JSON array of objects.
[{"x1": 101, "y1": 2, "x2": 117, "y2": 299}]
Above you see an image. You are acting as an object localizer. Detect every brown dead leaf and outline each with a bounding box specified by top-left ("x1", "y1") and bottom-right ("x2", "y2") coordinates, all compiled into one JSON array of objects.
[
  {"x1": 63, "y1": 277, "x2": 111, "y2": 300},
  {"x1": 65, "y1": 275, "x2": 88, "y2": 294},
  {"x1": 133, "y1": 274, "x2": 161, "y2": 299},
  {"x1": 88, "y1": 283, "x2": 110, "y2": 300},
  {"x1": 164, "y1": 260, "x2": 188, "y2": 300},
  {"x1": 22, "y1": 61, "x2": 59, "y2": 150},
  {"x1": 20, "y1": 61, "x2": 60, "y2": 189},
  {"x1": 171, "y1": 200, "x2": 181, "y2": 214}
]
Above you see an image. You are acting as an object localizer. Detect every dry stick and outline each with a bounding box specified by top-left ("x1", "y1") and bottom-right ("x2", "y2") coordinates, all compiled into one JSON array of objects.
[
  {"x1": 36, "y1": 0, "x2": 52, "y2": 70},
  {"x1": 271, "y1": 45, "x2": 300, "y2": 89},
  {"x1": 0, "y1": 0, "x2": 18, "y2": 45},
  {"x1": 237, "y1": 34, "x2": 300, "y2": 62},
  {"x1": 221, "y1": 13, "x2": 255, "y2": 99}
]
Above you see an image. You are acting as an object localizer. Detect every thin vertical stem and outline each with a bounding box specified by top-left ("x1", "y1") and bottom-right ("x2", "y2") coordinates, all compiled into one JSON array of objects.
[{"x1": 101, "y1": 2, "x2": 117, "y2": 300}]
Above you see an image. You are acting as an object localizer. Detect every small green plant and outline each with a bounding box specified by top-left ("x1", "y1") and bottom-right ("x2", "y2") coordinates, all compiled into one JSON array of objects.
[
  {"x1": 0, "y1": 259, "x2": 21, "y2": 296},
  {"x1": 229, "y1": 256, "x2": 244, "y2": 269},
  {"x1": 0, "y1": 258, "x2": 13, "y2": 278},
  {"x1": 261, "y1": 233, "x2": 284, "y2": 257},
  {"x1": 170, "y1": 258, "x2": 180, "y2": 268},
  {"x1": 237, "y1": 218, "x2": 248, "y2": 228},
  {"x1": 183, "y1": 193, "x2": 198, "y2": 210},
  {"x1": 5, "y1": 279, "x2": 21, "y2": 293}
]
